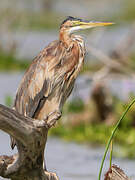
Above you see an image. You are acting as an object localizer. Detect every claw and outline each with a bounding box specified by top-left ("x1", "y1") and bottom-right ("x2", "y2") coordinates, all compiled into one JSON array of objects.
[
  {"x1": 33, "y1": 111, "x2": 61, "y2": 129},
  {"x1": 46, "y1": 110, "x2": 61, "y2": 128},
  {"x1": 33, "y1": 119, "x2": 47, "y2": 128}
]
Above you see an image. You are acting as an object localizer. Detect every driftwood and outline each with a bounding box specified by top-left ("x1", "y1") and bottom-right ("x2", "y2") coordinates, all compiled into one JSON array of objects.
[
  {"x1": 104, "y1": 164, "x2": 131, "y2": 180},
  {"x1": 91, "y1": 82, "x2": 115, "y2": 124},
  {"x1": 0, "y1": 104, "x2": 59, "y2": 180}
]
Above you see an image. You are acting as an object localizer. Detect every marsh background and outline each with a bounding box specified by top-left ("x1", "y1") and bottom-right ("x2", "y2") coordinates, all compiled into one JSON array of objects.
[{"x1": 0, "y1": 0, "x2": 135, "y2": 179}]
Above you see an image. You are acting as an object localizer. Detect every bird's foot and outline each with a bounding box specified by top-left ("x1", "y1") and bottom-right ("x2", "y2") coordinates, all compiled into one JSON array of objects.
[
  {"x1": 33, "y1": 119, "x2": 47, "y2": 128},
  {"x1": 45, "y1": 110, "x2": 61, "y2": 129},
  {"x1": 33, "y1": 111, "x2": 61, "y2": 129}
]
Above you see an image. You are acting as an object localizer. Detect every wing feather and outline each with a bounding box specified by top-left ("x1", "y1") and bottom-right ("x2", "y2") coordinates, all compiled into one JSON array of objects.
[
  {"x1": 14, "y1": 39, "x2": 81, "y2": 118},
  {"x1": 14, "y1": 40, "x2": 59, "y2": 117}
]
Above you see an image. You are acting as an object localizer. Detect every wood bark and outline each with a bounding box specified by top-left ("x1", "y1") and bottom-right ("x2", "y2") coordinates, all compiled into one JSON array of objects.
[
  {"x1": 0, "y1": 104, "x2": 59, "y2": 180},
  {"x1": 104, "y1": 164, "x2": 131, "y2": 180}
]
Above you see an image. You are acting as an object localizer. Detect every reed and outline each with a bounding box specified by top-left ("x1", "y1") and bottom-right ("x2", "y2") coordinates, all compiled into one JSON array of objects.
[{"x1": 98, "y1": 98, "x2": 135, "y2": 180}]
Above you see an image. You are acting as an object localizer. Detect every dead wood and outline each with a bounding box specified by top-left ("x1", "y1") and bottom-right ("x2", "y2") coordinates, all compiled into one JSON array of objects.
[
  {"x1": 0, "y1": 104, "x2": 59, "y2": 180},
  {"x1": 104, "y1": 164, "x2": 131, "y2": 180}
]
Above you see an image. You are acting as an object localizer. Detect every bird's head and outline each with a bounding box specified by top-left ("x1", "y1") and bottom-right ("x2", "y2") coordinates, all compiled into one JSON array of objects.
[{"x1": 60, "y1": 16, "x2": 114, "y2": 34}]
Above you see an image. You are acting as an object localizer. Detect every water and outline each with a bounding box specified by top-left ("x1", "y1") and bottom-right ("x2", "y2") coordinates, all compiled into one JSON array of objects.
[
  {"x1": 0, "y1": 132, "x2": 135, "y2": 180},
  {"x1": 46, "y1": 138, "x2": 135, "y2": 180},
  {"x1": 0, "y1": 72, "x2": 135, "y2": 105},
  {"x1": 0, "y1": 72, "x2": 23, "y2": 105},
  {"x1": 1, "y1": 26, "x2": 134, "y2": 60},
  {"x1": 0, "y1": 73, "x2": 135, "y2": 179},
  {"x1": 0, "y1": 0, "x2": 135, "y2": 178}
]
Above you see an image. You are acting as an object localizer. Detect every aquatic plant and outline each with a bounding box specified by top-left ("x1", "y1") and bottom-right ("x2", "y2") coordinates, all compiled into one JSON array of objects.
[{"x1": 98, "y1": 98, "x2": 135, "y2": 180}]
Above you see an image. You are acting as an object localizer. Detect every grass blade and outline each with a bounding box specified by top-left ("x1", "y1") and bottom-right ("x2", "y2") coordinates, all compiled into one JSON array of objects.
[{"x1": 98, "y1": 98, "x2": 135, "y2": 180}]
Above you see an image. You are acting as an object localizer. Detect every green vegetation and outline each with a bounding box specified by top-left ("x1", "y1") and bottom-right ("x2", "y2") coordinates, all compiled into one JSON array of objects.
[
  {"x1": 0, "y1": 51, "x2": 29, "y2": 71},
  {"x1": 4, "y1": 92, "x2": 135, "y2": 159},
  {"x1": 50, "y1": 122, "x2": 135, "y2": 158},
  {"x1": 50, "y1": 123, "x2": 112, "y2": 144},
  {"x1": 50, "y1": 97, "x2": 135, "y2": 158},
  {"x1": 120, "y1": 1, "x2": 135, "y2": 22},
  {"x1": 81, "y1": 63, "x2": 102, "y2": 74},
  {"x1": 66, "y1": 98, "x2": 85, "y2": 113},
  {"x1": 5, "y1": 95, "x2": 13, "y2": 107},
  {"x1": 13, "y1": 12, "x2": 60, "y2": 31},
  {"x1": 98, "y1": 99, "x2": 135, "y2": 180},
  {"x1": 109, "y1": 1, "x2": 135, "y2": 23},
  {"x1": 0, "y1": 9, "x2": 61, "y2": 31},
  {"x1": 4, "y1": 94, "x2": 135, "y2": 158}
]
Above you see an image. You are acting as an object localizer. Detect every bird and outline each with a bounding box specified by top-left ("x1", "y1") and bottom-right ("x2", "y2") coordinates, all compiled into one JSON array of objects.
[{"x1": 11, "y1": 16, "x2": 113, "y2": 149}]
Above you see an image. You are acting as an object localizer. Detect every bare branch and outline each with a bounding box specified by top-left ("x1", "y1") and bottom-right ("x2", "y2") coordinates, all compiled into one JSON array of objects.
[
  {"x1": 0, "y1": 104, "x2": 38, "y2": 146},
  {"x1": 87, "y1": 45, "x2": 133, "y2": 76},
  {"x1": 0, "y1": 104, "x2": 59, "y2": 180}
]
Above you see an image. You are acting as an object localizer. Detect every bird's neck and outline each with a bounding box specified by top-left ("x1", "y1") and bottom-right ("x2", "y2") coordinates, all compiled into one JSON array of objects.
[{"x1": 59, "y1": 30, "x2": 73, "y2": 48}]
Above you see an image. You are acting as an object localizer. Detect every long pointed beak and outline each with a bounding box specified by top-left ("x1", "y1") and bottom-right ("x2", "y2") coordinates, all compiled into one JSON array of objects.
[{"x1": 79, "y1": 21, "x2": 114, "y2": 29}]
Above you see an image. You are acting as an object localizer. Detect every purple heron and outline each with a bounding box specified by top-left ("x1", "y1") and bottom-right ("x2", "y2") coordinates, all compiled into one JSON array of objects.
[{"x1": 11, "y1": 16, "x2": 113, "y2": 149}]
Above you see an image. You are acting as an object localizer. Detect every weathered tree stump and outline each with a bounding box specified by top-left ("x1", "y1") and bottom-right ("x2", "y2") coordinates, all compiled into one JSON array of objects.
[
  {"x1": 105, "y1": 164, "x2": 131, "y2": 180},
  {"x1": 0, "y1": 104, "x2": 59, "y2": 180}
]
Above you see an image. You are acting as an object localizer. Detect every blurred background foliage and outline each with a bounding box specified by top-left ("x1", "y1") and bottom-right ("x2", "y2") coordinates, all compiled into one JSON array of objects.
[{"x1": 1, "y1": 0, "x2": 135, "y2": 158}]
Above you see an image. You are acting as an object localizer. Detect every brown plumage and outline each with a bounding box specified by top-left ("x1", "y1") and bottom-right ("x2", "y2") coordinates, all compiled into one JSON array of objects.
[
  {"x1": 11, "y1": 16, "x2": 113, "y2": 149},
  {"x1": 14, "y1": 29, "x2": 85, "y2": 120}
]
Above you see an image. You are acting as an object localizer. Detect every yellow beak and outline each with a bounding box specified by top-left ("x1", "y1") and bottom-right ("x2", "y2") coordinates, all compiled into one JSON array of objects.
[
  {"x1": 79, "y1": 21, "x2": 114, "y2": 29},
  {"x1": 69, "y1": 20, "x2": 114, "y2": 33}
]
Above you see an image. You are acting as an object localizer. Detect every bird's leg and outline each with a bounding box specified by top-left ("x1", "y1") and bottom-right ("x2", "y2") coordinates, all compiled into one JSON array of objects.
[{"x1": 45, "y1": 110, "x2": 61, "y2": 129}]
